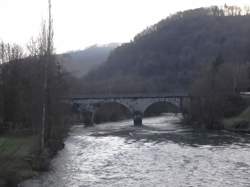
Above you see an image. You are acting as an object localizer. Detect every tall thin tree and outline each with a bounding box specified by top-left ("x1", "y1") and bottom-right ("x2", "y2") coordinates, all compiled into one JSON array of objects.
[{"x1": 41, "y1": 0, "x2": 53, "y2": 151}]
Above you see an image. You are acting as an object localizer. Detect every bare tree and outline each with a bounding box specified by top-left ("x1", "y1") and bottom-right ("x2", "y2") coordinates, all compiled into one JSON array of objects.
[{"x1": 40, "y1": 0, "x2": 54, "y2": 151}]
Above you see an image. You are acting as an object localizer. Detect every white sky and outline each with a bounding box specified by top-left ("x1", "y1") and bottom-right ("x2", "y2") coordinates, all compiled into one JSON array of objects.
[{"x1": 0, "y1": 0, "x2": 249, "y2": 53}]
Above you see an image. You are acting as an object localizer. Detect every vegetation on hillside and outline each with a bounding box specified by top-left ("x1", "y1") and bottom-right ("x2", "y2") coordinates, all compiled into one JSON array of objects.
[
  {"x1": 80, "y1": 5, "x2": 250, "y2": 95},
  {"x1": 59, "y1": 43, "x2": 119, "y2": 78},
  {"x1": 74, "y1": 5, "x2": 250, "y2": 129}
]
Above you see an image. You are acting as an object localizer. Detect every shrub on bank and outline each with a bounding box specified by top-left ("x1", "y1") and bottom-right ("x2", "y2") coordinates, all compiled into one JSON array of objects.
[{"x1": 223, "y1": 107, "x2": 250, "y2": 132}]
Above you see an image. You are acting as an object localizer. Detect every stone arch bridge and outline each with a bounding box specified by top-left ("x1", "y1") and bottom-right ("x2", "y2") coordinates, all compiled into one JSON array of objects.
[{"x1": 70, "y1": 94, "x2": 189, "y2": 126}]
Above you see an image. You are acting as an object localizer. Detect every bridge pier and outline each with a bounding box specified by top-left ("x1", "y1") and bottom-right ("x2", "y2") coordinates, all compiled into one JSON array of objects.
[
  {"x1": 85, "y1": 111, "x2": 96, "y2": 126},
  {"x1": 78, "y1": 112, "x2": 83, "y2": 122},
  {"x1": 90, "y1": 111, "x2": 95, "y2": 126},
  {"x1": 133, "y1": 111, "x2": 143, "y2": 126}
]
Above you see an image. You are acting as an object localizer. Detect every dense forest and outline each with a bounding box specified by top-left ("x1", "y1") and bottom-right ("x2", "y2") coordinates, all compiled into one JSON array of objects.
[{"x1": 80, "y1": 6, "x2": 250, "y2": 95}]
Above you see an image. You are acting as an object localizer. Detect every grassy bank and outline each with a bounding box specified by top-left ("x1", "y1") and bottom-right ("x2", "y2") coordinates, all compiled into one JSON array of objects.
[
  {"x1": 223, "y1": 106, "x2": 250, "y2": 132},
  {"x1": 0, "y1": 135, "x2": 39, "y2": 186}
]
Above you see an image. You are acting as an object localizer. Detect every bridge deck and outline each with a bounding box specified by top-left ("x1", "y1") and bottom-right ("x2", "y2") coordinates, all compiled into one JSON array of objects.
[{"x1": 69, "y1": 93, "x2": 189, "y2": 100}]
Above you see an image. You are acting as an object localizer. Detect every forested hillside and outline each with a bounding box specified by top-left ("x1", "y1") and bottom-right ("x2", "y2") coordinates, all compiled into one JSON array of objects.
[
  {"x1": 59, "y1": 43, "x2": 118, "y2": 77},
  {"x1": 81, "y1": 6, "x2": 250, "y2": 94}
]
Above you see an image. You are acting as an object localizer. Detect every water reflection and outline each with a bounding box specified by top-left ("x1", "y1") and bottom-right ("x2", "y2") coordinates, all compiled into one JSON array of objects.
[{"x1": 21, "y1": 114, "x2": 250, "y2": 187}]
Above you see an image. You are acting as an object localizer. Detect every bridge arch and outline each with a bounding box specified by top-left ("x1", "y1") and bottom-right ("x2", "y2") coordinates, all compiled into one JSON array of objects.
[
  {"x1": 134, "y1": 98, "x2": 181, "y2": 115},
  {"x1": 93, "y1": 101, "x2": 132, "y2": 124},
  {"x1": 144, "y1": 101, "x2": 180, "y2": 116}
]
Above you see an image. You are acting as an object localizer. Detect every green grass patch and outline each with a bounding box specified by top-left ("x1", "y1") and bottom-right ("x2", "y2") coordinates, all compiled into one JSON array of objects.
[
  {"x1": 0, "y1": 135, "x2": 36, "y2": 158},
  {"x1": 0, "y1": 135, "x2": 39, "y2": 184}
]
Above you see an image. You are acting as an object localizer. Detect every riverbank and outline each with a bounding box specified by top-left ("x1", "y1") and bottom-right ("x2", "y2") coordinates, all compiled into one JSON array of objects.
[
  {"x1": 0, "y1": 132, "x2": 67, "y2": 187},
  {"x1": 0, "y1": 135, "x2": 38, "y2": 186},
  {"x1": 223, "y1": 106, "x2": 250, "y2": 133}
]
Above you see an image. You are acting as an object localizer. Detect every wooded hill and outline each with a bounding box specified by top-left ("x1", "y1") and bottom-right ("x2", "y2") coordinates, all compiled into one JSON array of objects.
[
  {"x1": 80, "y1": 6, "x2": 250, "y2": 95},
  {"x1": 59, "y1": 43, "x2": 119, "y2": 78}
]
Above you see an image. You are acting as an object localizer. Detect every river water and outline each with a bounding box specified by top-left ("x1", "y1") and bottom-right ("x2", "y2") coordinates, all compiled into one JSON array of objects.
[{"x1": 21, "y1": 114, "x2": 250, "y2": 187}]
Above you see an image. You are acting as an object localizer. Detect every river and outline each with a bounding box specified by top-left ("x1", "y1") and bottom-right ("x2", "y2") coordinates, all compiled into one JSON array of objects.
[{"x1": 21, "y1": 114, "x2": 250, "y2": 187}]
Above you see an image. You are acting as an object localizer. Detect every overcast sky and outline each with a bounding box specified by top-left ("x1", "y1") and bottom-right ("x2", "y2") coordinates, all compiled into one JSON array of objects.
[{"x1": 0, "y1": 0, "x2": 249, "y2": 53}]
